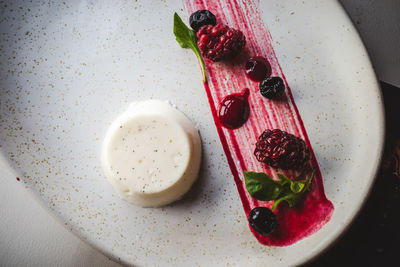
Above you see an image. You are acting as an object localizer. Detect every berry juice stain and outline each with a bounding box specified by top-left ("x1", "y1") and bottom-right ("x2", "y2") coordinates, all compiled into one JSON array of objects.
[
  {"x1": 245, "y1": 57, "x2": 271, "y2": 82},
  {"x1": 218, "y1": 88, "x2": 250, "y2": 129},
  {"x1": 184, "y1": 0, "x2": 333, "y2": 246}
]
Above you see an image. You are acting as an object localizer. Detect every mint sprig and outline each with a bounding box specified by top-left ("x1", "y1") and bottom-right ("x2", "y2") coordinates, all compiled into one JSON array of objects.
[
  {"x1": 244, "y1": 170, "x2": 315, "y2": 211},
  {"x1": 173, "y1": 12, "x2": 207, "y2": 82}
]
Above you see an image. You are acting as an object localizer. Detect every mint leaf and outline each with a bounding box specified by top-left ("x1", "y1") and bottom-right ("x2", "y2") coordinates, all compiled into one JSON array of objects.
[
  {"x1": 244, "y1": 171, "x2": 282, "y2": 201},
  {"x1": 173, "y1": 12, "x2": 194, "y2": 48},
  {"x1": 290, "y1": 182, "x2": 304, "y2": 193},
  {"x1": 244, "y1": 170, "x2": 315, "y2": 211},
  {"x1": 277, "y1": 173, "x2": 304, "y2": 193},
  {"x1": 277, "y1": 173, "x2": 291, "y2": 186},
  {"x1": 173, "y1": 13, "x2": 207, "y2": 82},
  {"x1": 272, "y1": 189, "x2": 304, "y2": 210}
]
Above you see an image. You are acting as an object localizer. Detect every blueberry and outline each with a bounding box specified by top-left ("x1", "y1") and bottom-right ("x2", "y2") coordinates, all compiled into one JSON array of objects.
[
  {"x1": 248, "y1": 207, "x2": 277, "y2": 236},
  {"x1": 189, "y1": 10, "x2": 217, "y2": 32},
  {"x1": 259, "y1": 77, "x2": 285, "y2": 99}
]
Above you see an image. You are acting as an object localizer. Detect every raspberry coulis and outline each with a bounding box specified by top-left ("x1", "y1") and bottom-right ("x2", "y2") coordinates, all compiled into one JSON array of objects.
[
  {"x1": 218, "y1": 88, "x2": 250, "y2": 129},
  {"x1": 184, "y1": 0, "x2": 334, "y2": 246},
  {"x1": 245, "y1": 57, "x2": 271, "y2": 82}
]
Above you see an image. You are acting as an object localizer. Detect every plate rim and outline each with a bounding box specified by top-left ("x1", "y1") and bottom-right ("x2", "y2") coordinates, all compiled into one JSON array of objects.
[{"x1": 297, "y1": 0, "x2": 385, "y2": 264}]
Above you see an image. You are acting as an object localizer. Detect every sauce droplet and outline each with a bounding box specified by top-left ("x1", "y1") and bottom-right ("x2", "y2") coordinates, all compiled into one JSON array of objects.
[
  {"x1": 218, "y1": 89, "x2": 250, "y2": 129},
  {"x1": 245, "y1": 56, "x2": 271, "y2": 82}
]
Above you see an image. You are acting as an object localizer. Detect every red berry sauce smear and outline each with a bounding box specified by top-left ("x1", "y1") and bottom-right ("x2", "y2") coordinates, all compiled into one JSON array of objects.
[
  {"x1": 245, "y1": 56, "x2": 271, "y2": 82},
  {"x1": 183, "y1": 0, "x2": 334, "y2": 246},
  {"x1": 218, "y1": 88, "x2": 250, "y2": 129}
]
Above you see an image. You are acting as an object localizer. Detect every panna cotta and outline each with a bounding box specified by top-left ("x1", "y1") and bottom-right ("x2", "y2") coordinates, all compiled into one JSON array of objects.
[{"x1": 101, "y1": 100, "x2": 202, "y2": 207}]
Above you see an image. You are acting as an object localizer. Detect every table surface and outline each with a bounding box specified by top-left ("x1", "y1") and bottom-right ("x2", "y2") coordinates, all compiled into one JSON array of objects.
[{"x1": 1, "y1": 0, "x2": 399, "y2": 266}]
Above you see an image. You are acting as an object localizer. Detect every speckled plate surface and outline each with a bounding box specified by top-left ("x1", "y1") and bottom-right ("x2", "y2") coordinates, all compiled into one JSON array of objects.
[{"x1": 0, "y1": 0, "x2": 384, "y2": 266}]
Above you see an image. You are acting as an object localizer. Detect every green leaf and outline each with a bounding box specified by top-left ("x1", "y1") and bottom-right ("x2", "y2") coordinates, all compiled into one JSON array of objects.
[
  {"x1": 244, "y1": 171, "x2": 282, "y2": 201},
  {"x1": 277, "y1": 173, "x2": 304, "y2": 193},
  {"x1": 272, "y1": 190, "x2": 304, "y2": 210},
  {"x1": 277, "y1": 173, "x2": 291, "y2": 186},
  {"x1": 173, "y1": 13, "x2": 207, "y2": 82},
  {"x1": 244, "y1": 170, "x2": 316, "y2": 211},
  {"x1": 290, "y1": 182, "x2": 304, "y2": 193},
  {"x1": 173, "y1": 13, "x2": 192, "y2": 48}
]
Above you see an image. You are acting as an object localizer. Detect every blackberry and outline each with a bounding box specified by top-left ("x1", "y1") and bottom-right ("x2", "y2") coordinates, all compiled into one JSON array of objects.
[
  {"x1": 197, "y1": 24, "x2": 246, "y2": 62},
  {"x1": 248, "y1": 207, "x2": 277, "y2": 236},
  {"x1": 189, "y1": 10, "x2": 217, "y2": 32},
  {"x1": 254, "y1": 129, "x2": 311, "y2": 170},
  {"x1": 259, "y1": 77, "x2": 285, "y2": 99}
]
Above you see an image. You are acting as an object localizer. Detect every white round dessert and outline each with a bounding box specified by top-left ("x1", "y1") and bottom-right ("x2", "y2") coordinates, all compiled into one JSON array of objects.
[{"x1": 101, "y1": 100, "x2": 202, "y2": 207}]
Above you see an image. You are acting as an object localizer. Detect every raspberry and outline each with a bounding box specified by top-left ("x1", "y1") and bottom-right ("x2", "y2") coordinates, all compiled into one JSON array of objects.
[
  {"x1": 254, "y1": 129, "x2": 311, "y2": 170},
  {"x1": 196, "y1": 24, "x2": 246, "y2": 62}
]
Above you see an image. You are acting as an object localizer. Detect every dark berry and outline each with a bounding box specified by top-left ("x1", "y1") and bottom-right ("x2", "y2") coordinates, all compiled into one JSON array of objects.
[
  {"x1": 196, "y1": 24, "x2": 246, "y2": 62},
  {"x1": 245, "y1": 57, "x2": 271, "y2": 82},
  {"x1": 189, "y1": 10, "x2": 217, "y2": 32},
  {"x1": 248, "y1": 207, "x2": 277, "y2": 236},
  {"x1": 254, "y1": 129, "x2": 311, "y2": 170},
  {"x1": 259, "y1": 77, "x2": 285, "y2": 99},
  {"x1": 218, "y1": 88, "x2": 250, "y2": 129}
]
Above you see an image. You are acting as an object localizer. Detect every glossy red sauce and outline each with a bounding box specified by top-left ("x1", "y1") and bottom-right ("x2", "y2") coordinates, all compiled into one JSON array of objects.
[
  {"x1": 183, "y1": 0, "x2": 334, "y2": 246},
  {"x1": 218, "y1": 88, "x2": 250, "y2": 129}
]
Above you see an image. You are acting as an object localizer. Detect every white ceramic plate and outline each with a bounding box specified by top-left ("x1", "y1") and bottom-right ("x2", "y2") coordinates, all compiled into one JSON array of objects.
[{"x1": 0, "y1": 0, "x2": 384, "y2": 266}]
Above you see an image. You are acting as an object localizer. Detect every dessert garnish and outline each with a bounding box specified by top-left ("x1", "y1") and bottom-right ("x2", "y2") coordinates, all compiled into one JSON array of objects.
[
  {"x1": 175, "y1": 4, "x2": 333, "y2": 245},
  {"x1": 254, "y1": 129, "x2": 311, "y2": 170},
  {"x1": 245, "y1": 57, "x2": 271, "y2": 82},
  {"x1": 217, "y1": 88, "x2": 250, "y2": 129},
  {"x1": 189, "y1": 9, "x2": 217, "y2": 32},
  {"x1": 174, "y1": 12, "x2": 246, "y2": 80},
  {"x1": 196, "y1": 24, "x2": 246, "y2": 62},
  {"x1": 248, "y1": 207, "x2": 277, "y2": 236},
  {"x1": 244, "y1": 170, "x2": 315, "y2": 211},
  {"x1": 173, "y1": 13, "x2": 207, "y2": 82},
  {"x1": 259, "y1": 77, "x2": 286, "y2": 99}
]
